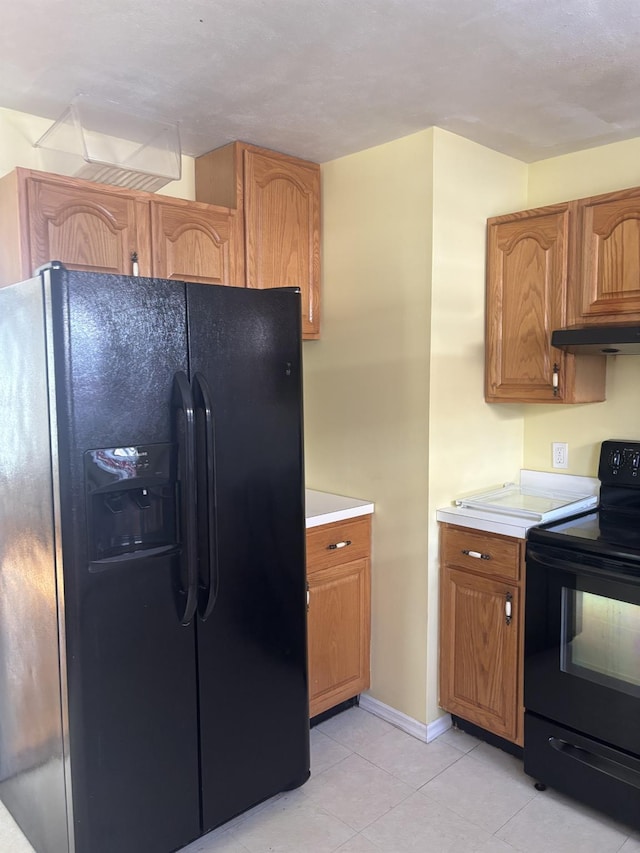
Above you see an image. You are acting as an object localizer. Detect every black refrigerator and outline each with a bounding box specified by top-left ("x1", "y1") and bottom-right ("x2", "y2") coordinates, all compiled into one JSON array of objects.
[{"x1": 0, "y1": 265, "x2": 310, "y2": 853}]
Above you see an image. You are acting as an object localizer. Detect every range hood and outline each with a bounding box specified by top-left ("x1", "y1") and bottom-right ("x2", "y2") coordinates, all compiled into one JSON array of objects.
[{"x1": 551, "y1": 324, "x2": 640, "y2": 355}]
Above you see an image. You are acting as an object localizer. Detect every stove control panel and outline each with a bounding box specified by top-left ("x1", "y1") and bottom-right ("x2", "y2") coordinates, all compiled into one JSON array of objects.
[{"x1": 599, "y1": 440, "x2": 640, "y2": 485}]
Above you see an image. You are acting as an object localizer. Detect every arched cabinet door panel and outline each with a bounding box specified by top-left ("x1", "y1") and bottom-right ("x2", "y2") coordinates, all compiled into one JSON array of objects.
[
  {"x1": 574, "y1": 188, "x2": 640, "y2": 323},
  {"x1": 485, "y1": 203, "x2": 605, "y2": 404},
  {"x1": 26, "y1": 173, "x2": 151, "y2": 277},
  {"x1": 151, "y1": 200, "x2": 242, "y2": 286}
]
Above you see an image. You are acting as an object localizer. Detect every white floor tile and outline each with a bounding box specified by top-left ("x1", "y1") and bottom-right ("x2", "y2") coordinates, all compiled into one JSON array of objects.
[
  {"x1": 315, "y1": 707, "x2": 396, "y2": 752},
  {"x1": 229, "y1": 793, "x2": 355, "y2": 853},
  {"x1": 334, "y1": 834, "x2": 383, "y2": 852},
  {"x1": 180, "y1": 826, "x2": 251, "y2": 853},
  {"x1": 301, "y1": 752, "x2": 414, "y2": 831},
  {"x1": 310, "y1": 727, "x2": 352, "y2": 775},
  {"x1": 436, "y1": 725, "x2": 484, "y2": 754},
  {"x1": 495, "y1": 788, "x2": 630, "y2": 853},
  {"x1": 354, "y1": 725, "x2": 464, "y2": 788},
  {"x1": 361, "y1": 790, "x2": 499, "y2": 852},
  {"x1": 0, "y1": 801, "x2": 35, "y2": 852},
  {"x1": 419, "y1": 748, "x2": 537, "y2": 834}
]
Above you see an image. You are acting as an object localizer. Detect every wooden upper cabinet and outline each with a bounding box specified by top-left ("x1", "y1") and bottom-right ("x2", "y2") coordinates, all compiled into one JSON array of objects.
[
  {"x1": 244, "y1": 149, "x2": 320, "y2": 338},
  {"x1": 486, "y1": 204, "x2": 606, "y2": 404},
  {"x1": 0, "y1": 168, "x2": 240, "y2": 288},
  {"x1": 195, "y1": 142, "x2": 321, "y2": 340},
  {"x1": 150, "y1": 198, "x2": 242, "y2": 286},
  {"x1": 23, "y1": 169, "x2": 151, "y2": 277},
  {"x1": 572, "y1": 187, "x2": 640, "y2": 323}
]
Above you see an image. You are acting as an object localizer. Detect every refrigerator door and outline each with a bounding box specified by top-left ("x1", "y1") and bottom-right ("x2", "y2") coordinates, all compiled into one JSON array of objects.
[
  {"x1": 49, "y1": 270, "x2": 201, "y2": 853},
  {"x1": 187, "y1": 283, "x2": 310, "y2": 832}
]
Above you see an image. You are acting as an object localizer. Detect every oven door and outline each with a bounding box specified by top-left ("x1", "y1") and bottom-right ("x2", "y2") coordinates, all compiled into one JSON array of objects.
[{"x1": 525, "y1": 542, "x2": 640, "y2": 756}]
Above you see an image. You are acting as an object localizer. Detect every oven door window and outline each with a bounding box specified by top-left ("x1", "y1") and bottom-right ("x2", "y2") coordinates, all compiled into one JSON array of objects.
[{"x1": 561, "y1": 588, "x2": 640, "y2": 699}]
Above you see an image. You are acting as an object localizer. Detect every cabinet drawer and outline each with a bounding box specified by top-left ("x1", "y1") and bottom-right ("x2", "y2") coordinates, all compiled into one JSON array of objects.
[
  {"x1": 306, "y1": 516, "x2": 371, "y2": 574},
  {"x1": 441, "y1": 525, "x2": 521, "y2": 582}
]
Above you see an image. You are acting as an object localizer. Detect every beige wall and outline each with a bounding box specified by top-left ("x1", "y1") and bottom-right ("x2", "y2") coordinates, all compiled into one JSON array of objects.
[
  {"x1": 523, "y1": 139, "x2": 640, "y2": 476},
  {"x1": 426, "y1": 128, "x2": 527, "y2": 722},
  {"x1": 304, "y1": 130, "x2": 434, "y2": 721},
  {"x1": 0, "y1": 108, "x2": 195, "y2": 199},
  {"x1": 306, "y1": 128, "x2": 528, "y2": 724}
]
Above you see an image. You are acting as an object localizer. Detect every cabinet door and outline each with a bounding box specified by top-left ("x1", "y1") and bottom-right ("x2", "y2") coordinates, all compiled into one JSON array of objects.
[
  {"x1": 486, "y1": 205, "x2": 569, "y2": 402},
  {"x1": 307, "y1": 557, "x2": 371, "y2": 718},
  {"x1": 486, "y1": 205, "x2": 605, "y2": 403},
  {"x1": 151, "y1": 200, "x2": 242, "y2": 286},
  {"x1": 575, "y1": 188, "x2": 640, "y2": 322},
  {"x1": 244, "y1": 149, "x2": 320, "y2": 339},
  {"x1": 439, "y1": 566, "x2": 519, "y2": 742},
  {"x1": 25, "y1": 174, "x2": 151, "y2": 277}
]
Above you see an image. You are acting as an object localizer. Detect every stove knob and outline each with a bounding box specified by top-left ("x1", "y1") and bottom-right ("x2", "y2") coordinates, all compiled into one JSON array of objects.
[
  {"x1": 610, "y1": 449, "x2": 622, "y2": 472},
  {"x1": 632, "y1": 451, "x2": 640, "y2": 476}
]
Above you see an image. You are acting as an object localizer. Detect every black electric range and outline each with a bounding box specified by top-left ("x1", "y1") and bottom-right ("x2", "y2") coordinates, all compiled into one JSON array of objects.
[
  {"x1": 523, "y1": 439, "x2": 640, "y2": 831},
  {"x1": 528, "y1": 439, "x2": 640, "y2": 567}
]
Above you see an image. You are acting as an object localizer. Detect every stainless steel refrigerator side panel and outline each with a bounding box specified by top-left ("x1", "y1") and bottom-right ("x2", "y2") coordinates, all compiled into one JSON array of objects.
[
  {"x1": 43, "y1": 271, "x2": 75, "y2": 853},
  {"x1": 0, "y1": 275, "x2": 71, "y2": 853}
]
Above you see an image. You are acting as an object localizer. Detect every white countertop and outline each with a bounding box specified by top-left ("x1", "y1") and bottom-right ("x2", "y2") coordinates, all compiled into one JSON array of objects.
[
  {"x1": 305, "y1": 489, "x2": 374, "y2": 528},
  {"x1": 436, "y1": 470, "x2": 599, "y2": 539}
]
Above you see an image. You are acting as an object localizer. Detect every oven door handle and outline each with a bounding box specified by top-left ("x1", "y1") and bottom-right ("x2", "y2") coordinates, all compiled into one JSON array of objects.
[
  {"x1": 526, "y1": 544, "x2": 640, "y2": 586},
  {"x1": 549, "y1": 737, "x2": 640, "y2": 790}
]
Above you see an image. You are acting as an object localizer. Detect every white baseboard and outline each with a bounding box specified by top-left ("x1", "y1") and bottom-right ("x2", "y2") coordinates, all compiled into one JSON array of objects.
[{"x1": 358, "y1": 694, "x2": 452, "y2": 743}]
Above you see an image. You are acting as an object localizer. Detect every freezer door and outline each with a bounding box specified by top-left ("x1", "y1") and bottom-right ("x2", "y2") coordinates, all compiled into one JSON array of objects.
[
  {"x1": 49, "y1": 270, "x2": 201, "y2": 853},
  {"x1": 187, "y1": 283, "x2": 310, "y2": 832}
]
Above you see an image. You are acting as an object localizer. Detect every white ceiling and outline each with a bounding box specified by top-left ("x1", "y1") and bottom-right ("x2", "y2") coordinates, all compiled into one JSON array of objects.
[{"x1": 3, "y1": 0, "x2": 640, "y2": 164}]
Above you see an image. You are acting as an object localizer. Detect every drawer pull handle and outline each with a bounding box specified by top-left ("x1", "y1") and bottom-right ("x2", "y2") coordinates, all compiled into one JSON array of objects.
[
  {"x1": 328, "y1": 540, "x2": 352, "y2": 550},
  {"x1": 505, "y1": 592, "x2": 513, "y2": 625},
  {"x1": 462, "y1": 549, "x2": 490, "y2": 560}
]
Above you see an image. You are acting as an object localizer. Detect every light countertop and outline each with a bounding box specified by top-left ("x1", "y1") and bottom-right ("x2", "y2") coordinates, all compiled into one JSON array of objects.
[
  {"x1": 305, "y1": 489, "x2": 374, "y2": 528},
  {"x1": 436, "y1": 470, "x2": 599, "y2": 539}
]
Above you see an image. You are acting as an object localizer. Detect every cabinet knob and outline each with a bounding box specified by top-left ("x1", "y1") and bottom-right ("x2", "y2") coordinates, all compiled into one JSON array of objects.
[
  {"x1": 505, "y1": 592, "x2": 513, "y2": 625},
  {"x1": 328, "y1": 540, "x2": 352, "y2": 550}
]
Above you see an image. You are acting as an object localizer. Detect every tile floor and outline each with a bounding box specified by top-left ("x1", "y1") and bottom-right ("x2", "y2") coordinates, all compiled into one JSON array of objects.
[{"x1": 1, "y1": 707, "x2": 639, "y2": 852}]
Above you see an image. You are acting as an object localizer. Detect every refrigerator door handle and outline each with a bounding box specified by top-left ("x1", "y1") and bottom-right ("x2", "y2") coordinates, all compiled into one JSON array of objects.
[
  {"x1": 193, "y1": 372, "x2": 219, "y2": 621},
  {"x1": 173, "y1": 371, "x2": 199, "y2": 626}
]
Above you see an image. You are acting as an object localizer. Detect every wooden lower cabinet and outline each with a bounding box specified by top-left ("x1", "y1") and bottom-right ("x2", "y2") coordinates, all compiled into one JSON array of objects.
[
  {"x1": 438, "y1": 523, "x2": 524, "y2": 745},
  {"x1": 306, "y1": 515, "x2": 371, "y2": 718}
]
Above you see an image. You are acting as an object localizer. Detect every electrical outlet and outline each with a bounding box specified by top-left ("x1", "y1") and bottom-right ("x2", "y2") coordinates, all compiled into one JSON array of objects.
[{"x1": 552, "y1": 442, "x2": 569, "y2": 469}]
